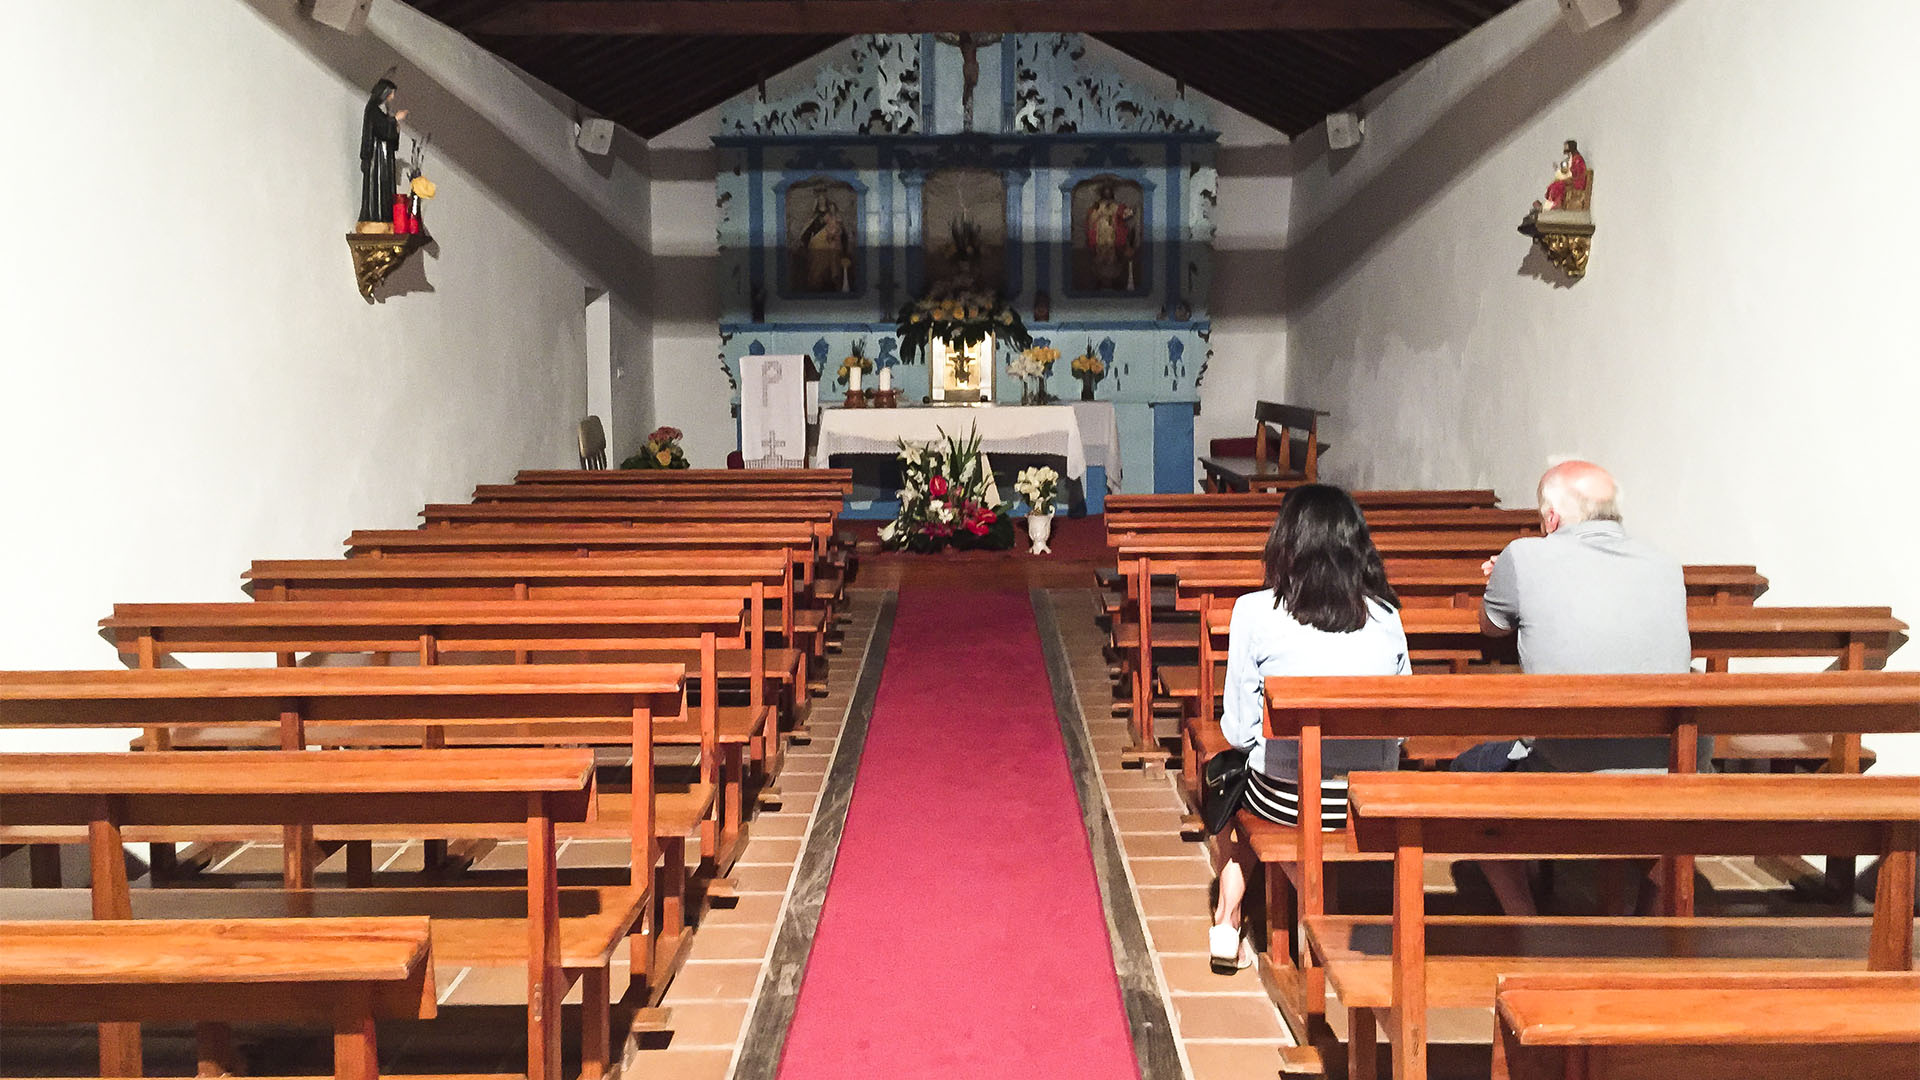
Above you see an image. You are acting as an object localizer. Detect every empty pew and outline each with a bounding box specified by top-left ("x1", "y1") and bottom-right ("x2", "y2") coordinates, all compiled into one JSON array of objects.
[
  {"x1": 1329, "y1": 771, "x2": 1920, "y2": 1080},
  {"x1": 511, "y1": 466, "x2": 854, "y2": 491},
  {"x1": 1105, "y1": 490, "x2": 1502, "y2": 513},
  {"x1": 1243, "y1": 672, "x2": 1920, "y2": 1043},
  {"x1": 99, "y1": 598, "x2": 762, "y2": 899},
  {"x1": 0, "y1": 748, "x2": 605, "y2": 1080},
  {"x1": 1198, "y1": 401, "x2": 1329, "y2": 489},
  {"x1": 0, "y1": 917, "x2": 436, "y2": 1080},
  {"x1": 1491, "y1": 970, "x2": 1920, "y2": 1080}
]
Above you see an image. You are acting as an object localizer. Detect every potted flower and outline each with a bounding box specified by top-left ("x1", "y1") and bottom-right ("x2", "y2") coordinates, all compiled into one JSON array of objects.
[
  {"x1": 1014, "y1": 465, "x2": 1061, "y2": 554},
  {"x1": 1071, "y1": 343, "x2": 1107, "y2": 401},
  {"x1": 620, "y1": 426, "x2": 689, "y2": 469},
  {"x1": 878, "y1": 425, "x2": 1014, "y2": 553}
]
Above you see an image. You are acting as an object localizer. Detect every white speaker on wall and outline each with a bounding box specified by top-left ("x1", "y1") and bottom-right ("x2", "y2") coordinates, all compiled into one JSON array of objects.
[
  {"x1": 1559, "y1": 0, "x2": 1623, "y2": 30},
  {"x1": 308, "y1": 0, "x2": 372, "y2": 34},
  {"x1": 1326, "y1": 112, "x2": 1365, "y2": 151},
  {"x1": 575, "y1": 118, "x2": 617, "y2": 156}
]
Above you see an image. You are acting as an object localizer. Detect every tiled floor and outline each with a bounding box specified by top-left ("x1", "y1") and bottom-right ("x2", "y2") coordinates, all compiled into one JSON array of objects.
[
  {"x1": 1048, "y1": 588, "x2": 1293, "y2": 1080},
  {"x1": 623, "y1": 591, "x2": 883, "y2": 1080}
]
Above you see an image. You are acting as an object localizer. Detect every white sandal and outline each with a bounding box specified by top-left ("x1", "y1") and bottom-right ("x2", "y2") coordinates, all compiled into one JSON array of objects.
[{"x1": 1209, "y1": 924, "x2": 1253, "y2": 972}]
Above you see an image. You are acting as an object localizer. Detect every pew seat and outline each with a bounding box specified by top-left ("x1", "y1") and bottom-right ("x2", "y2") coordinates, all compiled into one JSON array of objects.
[
  {"x1": 1305, "y1": 915, "x2": 1905, "y2": 1011},
  {"x1": 0, "y1": 917, "x2": 435, "y2": 1080},
  {"x1": 1, "y1": 885, "x2": 646, "y2": 974},
  {"x1": 1492, "y1": 970, "x2": 1920, "y2": 1080}
]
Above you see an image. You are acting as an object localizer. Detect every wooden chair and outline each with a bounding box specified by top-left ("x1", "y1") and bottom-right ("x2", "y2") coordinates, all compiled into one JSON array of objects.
[
  {"x1": 1198, "y1": 401, "x2": 1329, "y2": 491},
  {"x1": 577, "y1": 416, "x2": 608, "y2": 470},
  {"x1": 0, "y1": 917, "x2": 436, "y2": 1080},
  {"x1": 1492, "y1": 970, "x2": 1920, "y2": 1080}
]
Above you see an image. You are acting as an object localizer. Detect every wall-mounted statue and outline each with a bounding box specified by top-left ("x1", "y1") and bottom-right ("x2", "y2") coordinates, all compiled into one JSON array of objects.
[
  {"x1": 1519, "y1": 139, "x2": 1595, "y2": 279},
  {"x1": 1536, "y1": 139, "x2": 1590, "y2": 213},
  {"x1": 358, "y1": 78, "x2": 407, "y2": 229}
]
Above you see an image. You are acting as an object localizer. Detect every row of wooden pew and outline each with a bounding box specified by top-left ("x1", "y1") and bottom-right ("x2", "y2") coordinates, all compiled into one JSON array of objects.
[
  {"x1": 1093, "y1": 485, "x2": 1919, "y2": 1080},
  {"x1": 1, "y1": 468, "x2": 858, "y2": 1080}
]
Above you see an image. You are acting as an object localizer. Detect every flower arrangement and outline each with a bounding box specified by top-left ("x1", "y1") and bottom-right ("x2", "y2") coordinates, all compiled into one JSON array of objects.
[
  {"x1": 836, "y1": 340, "x2": 873, "y2": 384},
  {"x1": 1015, "y1": 466, "x2": 1060, "y2": 516},
  {"x1": 1007, "y1": 344, "x2": 1059, "y2": 380},
  {"x1": 1070, "y1": 342, "x2": 1106, "y2": 379},
  {"x1": 620, "y1": 426, "x2": 689, "y2": 470},
  {"x1": 894, "y1": 288, "x2": 1033, "y2": 366},
  {"x1": 878, "y1": 425, "x2": 1015, "y2": 553}
]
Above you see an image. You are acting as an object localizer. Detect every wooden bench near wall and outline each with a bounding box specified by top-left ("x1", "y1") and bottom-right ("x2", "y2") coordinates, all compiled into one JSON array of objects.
[
  {"x1": 513, "y1": 467, "x2": 854, "y2": 490},
  {"x1": 0, "y1": 747, "x2": 605, "y2": 1080},
  {"x1": 1249, "y1": 673, "x2": 1920, "y2": 1058},
  {"x1": 1333, "y1": 770, "x2": 1920, "y2": 1080}
]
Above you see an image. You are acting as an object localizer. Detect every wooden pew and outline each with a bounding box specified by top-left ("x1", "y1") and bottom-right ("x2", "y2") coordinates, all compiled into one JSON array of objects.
[
  {"x1": 0, "y1": 917, "x2": 436, "y2": 1080},
  {"x1": 1105, "y1": 490, "x2": 1503, "y2": 512},
  {"x1": 99, "y1": 598, "x2": 763, "y2": 898},
  {"x1": 1492, "y1": 970, "x2": 1920, "y2": 1080},
  {"x1": 1332, "y1": 771, "x2": 1920, "y2": 1080},
  {"x1": 1106, "y1": 506, "x2": 1542, "y2": 536},
  {"x1": 0, "y1": 748, "x2": 604, "y2": 1080},
  {"x1": 1241, "y1": 672, "x2": 1920, "y2": 1043},
  {"x1": 1175, "y1": 604, "x2": 1910, "y2": 799},
  {"x1": 1112, "y1": 555, "x2": 1771, "y2": 760},
  {"x1": 1198, "y1": 401, "x2": 1329, "y2": 489},
  {"x1": 475, "y1": 483, "x2": 851, "y2": 504},
  {"x1": 513, "y1": 467, "x2": 854, "y2": 490},
  {"x1": 421, "y1": 499, "x2": 844, "y2": 528}
]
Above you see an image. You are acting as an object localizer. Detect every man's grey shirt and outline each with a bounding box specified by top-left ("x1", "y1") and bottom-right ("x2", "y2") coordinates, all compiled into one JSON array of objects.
[{"x1": 1481, "y1": 519, "x2": 1701, "y2": 771}]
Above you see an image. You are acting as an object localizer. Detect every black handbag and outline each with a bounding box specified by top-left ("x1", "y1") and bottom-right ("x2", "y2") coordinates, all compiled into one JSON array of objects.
[{"x1": 1200, "y1": 745, "x2": 1252, "y2": 835}]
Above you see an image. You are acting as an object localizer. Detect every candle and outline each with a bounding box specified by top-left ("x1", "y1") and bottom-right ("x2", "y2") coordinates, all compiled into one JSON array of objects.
[
  {"x1": 878, "y1": 365, "x2": 892, "y2": 391},
  {"x1": 849, "y1": 367, "x2": 863, "y2": 393}
]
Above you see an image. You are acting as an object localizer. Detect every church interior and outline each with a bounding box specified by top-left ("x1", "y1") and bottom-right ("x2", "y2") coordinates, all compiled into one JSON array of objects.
[{"x1": 2, "y1": 2, "x2": 1917, "y2": 1079}]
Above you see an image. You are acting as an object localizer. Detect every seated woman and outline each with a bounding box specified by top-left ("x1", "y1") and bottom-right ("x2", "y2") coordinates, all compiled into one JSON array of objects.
[{"x1": 1211, "y1": 484, "x2": 1410, "y2": 971}]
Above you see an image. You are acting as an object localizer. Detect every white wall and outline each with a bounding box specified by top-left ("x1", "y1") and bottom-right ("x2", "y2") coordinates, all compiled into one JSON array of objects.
[
  {"x1": 0, "y1": 0, "x2": 649, "y2": 746},
  {"x1": 1283, "y1": 0, "x2": 1920, "y2": 771},
  {"x1": 644, "y1": 39, "x2": 1293, "y2": 472}
]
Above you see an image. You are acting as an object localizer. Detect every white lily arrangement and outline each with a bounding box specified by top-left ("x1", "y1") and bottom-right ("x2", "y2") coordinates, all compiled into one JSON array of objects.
[{"x1": 1014, "y1": 465, "x2": 1060, "y2": 516}]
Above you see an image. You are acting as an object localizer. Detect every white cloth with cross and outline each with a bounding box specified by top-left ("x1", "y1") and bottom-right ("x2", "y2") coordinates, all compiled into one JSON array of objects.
[{"x1": 740, "y1": 354, "x2": 807, "y2": 467}]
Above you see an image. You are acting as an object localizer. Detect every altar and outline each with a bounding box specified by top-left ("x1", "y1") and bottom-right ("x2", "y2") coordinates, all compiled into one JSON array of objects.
[{"x1": 813, "y1": 403, "x2": 1120, "y2": 513}]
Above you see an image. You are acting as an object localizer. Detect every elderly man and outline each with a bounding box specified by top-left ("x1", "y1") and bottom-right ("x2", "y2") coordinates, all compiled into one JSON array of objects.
[{"x1": 1455, "y1": 460, "x2": 1700, "y2": 911}]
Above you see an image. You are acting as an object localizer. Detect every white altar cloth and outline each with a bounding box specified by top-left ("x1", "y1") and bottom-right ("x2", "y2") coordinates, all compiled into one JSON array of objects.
[{"x1": 814, "y1": 405, "x2": 1090, "y2": 481}]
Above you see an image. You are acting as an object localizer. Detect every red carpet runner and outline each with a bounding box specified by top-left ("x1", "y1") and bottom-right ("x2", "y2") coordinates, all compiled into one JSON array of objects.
[{"x1": 776, "y1": 589, "x2": 1140, "y2": 1078}]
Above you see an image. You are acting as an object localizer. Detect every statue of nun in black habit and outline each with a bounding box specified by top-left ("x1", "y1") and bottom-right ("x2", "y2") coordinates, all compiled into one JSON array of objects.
[{"x1": 357, "y1": 78, "x2": 407, "y2": 224}]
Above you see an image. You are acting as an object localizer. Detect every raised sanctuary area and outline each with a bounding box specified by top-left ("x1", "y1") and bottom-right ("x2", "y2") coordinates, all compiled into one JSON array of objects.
[{"x1": 3, "y1": 2, "x2": 1918, "y2": 1080}]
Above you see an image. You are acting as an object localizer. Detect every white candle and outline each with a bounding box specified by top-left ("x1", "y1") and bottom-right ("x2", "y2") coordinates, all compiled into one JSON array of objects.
[
  {"x1": 878, "y1": 365, "x2": 892, "y2": 391},
  {"x1": 849, "y1": 367, "x2": 864, "y2": 393}
]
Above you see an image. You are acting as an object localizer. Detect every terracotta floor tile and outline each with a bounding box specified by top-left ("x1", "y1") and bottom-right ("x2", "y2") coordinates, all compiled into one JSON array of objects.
[
  {"x1": 1111, "y1": 807, "x2": 1185, "y2": 834},
  {"x1": 776, "y1": 774, "x2": 825, "y2": 796},
  {"x1": 750, "y1": 813, "x2": 811, "y2": 838},
  {"x1": 626, "y1": 1046, "x2": 734, "y2": 1080},
  {"x1": 1129, "y1": 857, "x2": 1213, "y2": 887},
  {"x1": 1170, "y1": 993, "x2": 1288, "y2": 1040},
  {"x1": 1104, "y1": 787, "x2": 1185, "y2": 811},
  {"x1": 685, "y1": 922, "x2": 775, "y2": 962},
  {"x1": 730, "y1": 863, "x2": 796, "y2": 893},
  {"x1": 1145, "y1": 915, "x2": 1213, "y2": 955},
  {"x1": 1161, "y1": 953, "x2": 1261, "y2": 994},
  {"x1": 1183, "y1": 1039, "x2": 1285, "y2": 1080},
  {"x1": 736, "y1": 836, "x2": 803, "y2": 865},
  {"x1": 662, "y1": 960, "x2": 764, "y2": 1002},
  {"x1": 700, "y1": 893, "x2": 783, "y2": 927},
  {"x1": 440, "y1": 965, "x2": 528, "y2": 1006},
  {"x1": 657, "y1": 1000, "x2": 750, "y2": 1048},
  {"x1": 1136, "y1": 884, "x2": 1211, "y2": 919},
  {"x1": 471, "y1": 841, "x2": 529, "y2": 872},
  {"x1": 559, "y1": 839, "x2": 631, "y2": 868},
  {"x1": 1122, "y1": 832, "x2": 1203, "y2": 860}
]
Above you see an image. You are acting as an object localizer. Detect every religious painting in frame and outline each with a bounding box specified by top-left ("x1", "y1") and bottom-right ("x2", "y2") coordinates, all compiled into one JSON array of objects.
[
  {"x1": 1068, "y1": 174, "x2": 1145, "y2": 294},
  {"x1": 785, "y1": 178, "x2": 860, "y2": 296},
  {"x1": 921, "y1": 168, "x2": 1008, "y2": 294}
]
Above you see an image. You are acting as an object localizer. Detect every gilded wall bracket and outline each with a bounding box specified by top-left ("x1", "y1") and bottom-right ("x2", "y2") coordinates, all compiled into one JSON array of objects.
[{"x1": 346, "y1": 232, "x2": 430, "y2": 301}]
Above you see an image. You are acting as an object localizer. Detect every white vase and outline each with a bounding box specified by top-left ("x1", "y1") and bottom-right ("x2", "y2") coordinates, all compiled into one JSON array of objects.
[
  {"x1": 1027, "y1": 511, "x2": 1054, "y2": 555},
  {"x1": 878, "y1": 365, "x2": 892, "y2": 391}
]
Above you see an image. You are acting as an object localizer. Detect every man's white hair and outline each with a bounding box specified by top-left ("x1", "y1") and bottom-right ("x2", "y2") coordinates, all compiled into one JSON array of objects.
[{"x1": 1538, "y1": 458, "x2": 1623, "y2": 525}]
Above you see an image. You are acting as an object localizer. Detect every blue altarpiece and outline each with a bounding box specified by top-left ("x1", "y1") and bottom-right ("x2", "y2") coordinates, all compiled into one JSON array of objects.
[{"x1": 715, "y1": 34, "x2": 1219, "y2": 494}]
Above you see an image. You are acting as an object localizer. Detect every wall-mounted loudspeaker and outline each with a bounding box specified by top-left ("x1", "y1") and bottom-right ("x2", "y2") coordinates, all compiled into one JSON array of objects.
[
  {"x1": 1559, "y1": 0, "x2": 1623, "y2": 30},
  {"x1": 576, "y1": 118, "x2": 617, "y2": 156},
  {"x1": 1326, "y1": 112, "x2": 1364, "y2": 151},
  {"x1": 308, "y1": 0, "x2": 372, "y2": 34}
]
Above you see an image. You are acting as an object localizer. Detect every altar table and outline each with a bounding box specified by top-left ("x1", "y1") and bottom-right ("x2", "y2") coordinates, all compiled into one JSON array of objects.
[{"x1": 814, "y1": 404, "x2": 1120, "y2": 488}]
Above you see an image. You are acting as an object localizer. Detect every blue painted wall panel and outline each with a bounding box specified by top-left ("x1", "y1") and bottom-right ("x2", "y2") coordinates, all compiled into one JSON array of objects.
[{"x1": 1152, "y1": 401, "x2": 1197, "y2": 494}]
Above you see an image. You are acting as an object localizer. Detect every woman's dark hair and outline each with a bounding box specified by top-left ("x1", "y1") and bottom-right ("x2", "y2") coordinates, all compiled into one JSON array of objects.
[{"x1": 1263, "y1": 484, "x2": 1400, "y2": 633}]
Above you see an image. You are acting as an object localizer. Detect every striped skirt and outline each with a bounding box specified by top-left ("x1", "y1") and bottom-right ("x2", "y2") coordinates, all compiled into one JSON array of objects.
[{"x1": 1244, "y1": 770, "x2": 1352, "y2": 830}]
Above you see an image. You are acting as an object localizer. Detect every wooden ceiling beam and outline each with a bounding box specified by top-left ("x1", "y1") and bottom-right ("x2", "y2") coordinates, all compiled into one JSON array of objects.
[{"x1": 472, "y1": 1, "x2": 1465, "y2": 36}]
